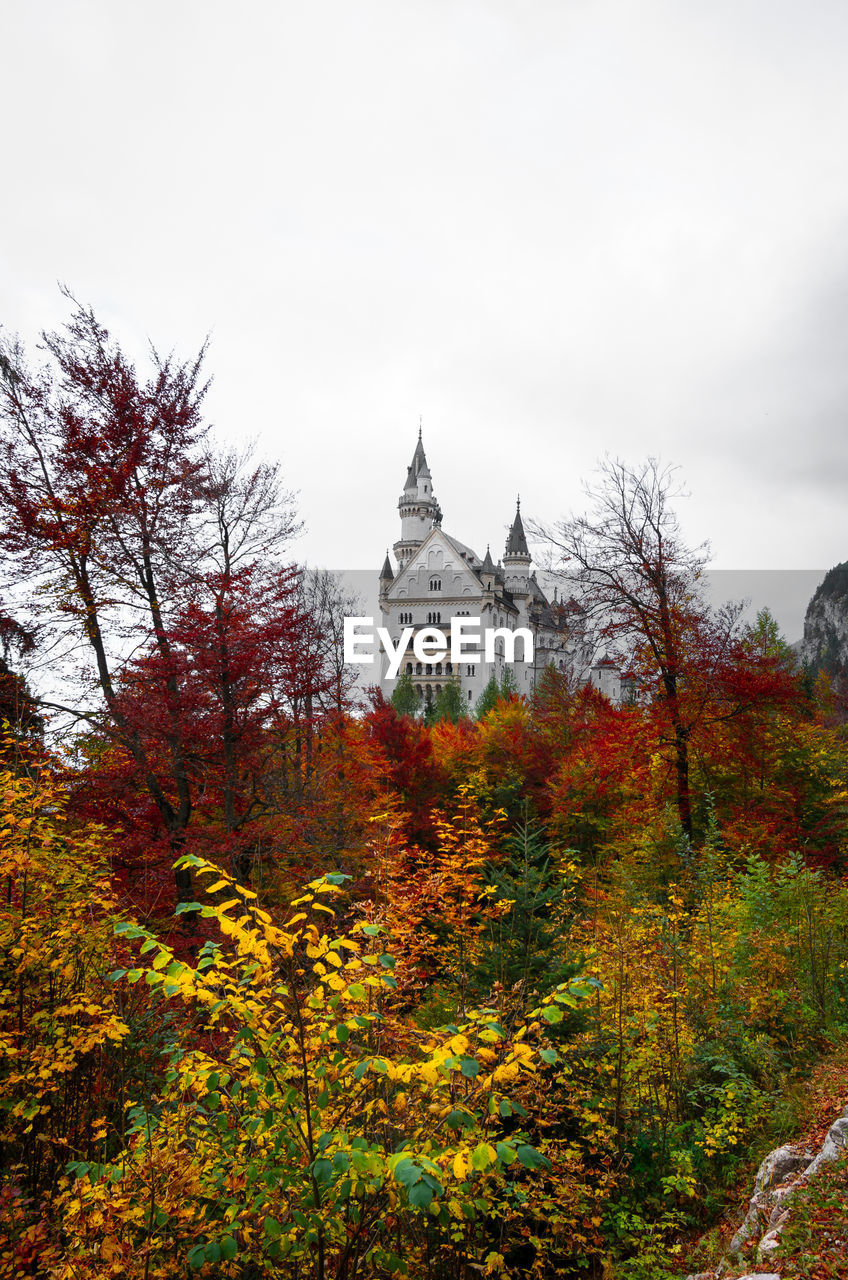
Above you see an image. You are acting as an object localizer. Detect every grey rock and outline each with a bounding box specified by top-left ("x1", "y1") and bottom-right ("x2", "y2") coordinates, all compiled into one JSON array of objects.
[
  {"x1": 752, "y1": 1142, "x2": 812, "y2": 1197},
  {"x1": 728, "y1": 1202, "x2": 762, "y2": 1254},
  {"x1": 767, "y1": 1188, "x2": 796, "y2": 1228},
  {"x1": 804, "y1": 1115, "x2": 848, "y2": 1179},
  {"x1": 735, "y1": 1274, "x2": 781, "y2": 1280},
  {"x1": 756, "y1": 1224, "x2": 783, "y2": 1262}
]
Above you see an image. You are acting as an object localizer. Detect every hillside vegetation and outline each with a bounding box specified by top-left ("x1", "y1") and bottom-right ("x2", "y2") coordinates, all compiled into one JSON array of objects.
[{"x1": 1, "y1": 300, "x2": 847, "y2": 1279}]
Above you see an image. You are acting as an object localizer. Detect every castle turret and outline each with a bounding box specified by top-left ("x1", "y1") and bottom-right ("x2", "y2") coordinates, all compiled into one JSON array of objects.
[
  {"x1": 503, "y1": 497, "x2": 531, "y2": 595},
  {"x1": 479, "y1": 544, "x2": 496, "y2": 593},
  {"x1": 394, "y1": 427, "x2": 441, "y2": 568}
]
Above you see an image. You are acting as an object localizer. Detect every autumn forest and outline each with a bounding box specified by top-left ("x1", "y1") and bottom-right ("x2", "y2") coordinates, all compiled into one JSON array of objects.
[{"x1": 1, "y1": 298, "x2": 847, "y2": 1279}]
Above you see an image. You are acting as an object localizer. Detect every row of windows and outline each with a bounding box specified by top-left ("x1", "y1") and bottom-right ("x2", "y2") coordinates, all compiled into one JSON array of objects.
[
  {"x1": 429, "y1": 577, "x2": 441, "y2": 591},
  {"x1": 405, "y1": 662, "x2": 477, "y2": 677},
  {"x1": 396, "y1": 608, "x2": 473, "y2": 624}
]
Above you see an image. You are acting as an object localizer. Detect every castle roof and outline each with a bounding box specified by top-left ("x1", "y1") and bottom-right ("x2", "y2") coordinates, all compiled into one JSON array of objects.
[
  {"x1": 505, "y1": 499, "x2": 529, "y2": 557},
  {"x1": 380, "y1": 552, "x2": 394, "y2": 581},
  {"x1": 404, "y1": 428, "x2": 431, "y2": 489}
]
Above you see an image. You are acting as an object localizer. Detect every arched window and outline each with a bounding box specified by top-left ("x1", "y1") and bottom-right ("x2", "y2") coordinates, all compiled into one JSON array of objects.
[
  {"x1": 429, "y1": 577, "x2": 441, "y2": 591},
  {"x1": 435, "y1": 663, "x2": 442, "y2": 676},
  {"x1": 415, "y1": 662, "x2": 422, "y2": 675},
  {"x1": 445, "y1": 662, "x2": 452, "y2": 675},
  {"x1": 406, "y1": 662, "x2": 413, "y2": 674}
]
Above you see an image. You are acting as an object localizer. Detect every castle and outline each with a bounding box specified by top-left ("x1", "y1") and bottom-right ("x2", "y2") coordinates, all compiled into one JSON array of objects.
[{"x1": 377, "y1": 432, "x2": 621, "y2": 708}]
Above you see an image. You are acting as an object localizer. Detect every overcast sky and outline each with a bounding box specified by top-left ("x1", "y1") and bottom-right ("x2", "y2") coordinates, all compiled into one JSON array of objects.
[{"x1": 3, "y1": 0, "x2": 847, "y2": 636}]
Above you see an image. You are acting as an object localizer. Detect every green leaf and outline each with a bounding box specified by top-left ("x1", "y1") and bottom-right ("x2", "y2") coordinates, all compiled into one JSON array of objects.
[
  {"x1": 113, "y1": 921, "x2": 143, "y2": 937},
  {"x1": 174, "y1": 853, "x2": 205, "y2": 869},
  {"x1": 264, "y1": 1216, "x2": 282, "y2": 1239},
  {"x1": 458, "y1": 1057, "x2": 480, "y2": 1078},
  {"x1": 540, "y1": 1006, "x2": 563, "y2": 1024},
  {"x1": 408, "y1": 1180, "x2": 434, "y2": 1208},
  {"x1": 471, "y1": 1143, "x2": 494, "y2": 1171},
  {"x1": 499, "y1": 1099, "x2": 514, "y2": 1117},
  {"x1": 174, "y1": 901, "x2": 203, "y2": 915},
  {"x1": 539, "y1": 1048, "x2": 559, "y2": 1065},
  {"x1": 516, "y1": 1144, "x2": 550, "y2": 1170},
  {"x1": 335, "y1": 1023, "x2": 350, "y2": 1043},
  {"x1": 496, "y1": 1141, "x2": 517, "y2": 1164},
  {"x1": 362, "y1": 924, "x2": 380, "y2": 937},
  {"x1": 312, "y1": 1158, "x2": 333, "y2": 1184},
  {"x1": 188, "y1": 1244, "x2": 206, "y2": 1269},
  {"x1": 393, "y1": 1158, "x2": 420, "y2": 1188},
  {"x1": 220, "y1": 1236, "x2": 237, "y2": 1261},
  {"x1": 204, "y1": 1241, "x2": 221, "y2": 1263}
]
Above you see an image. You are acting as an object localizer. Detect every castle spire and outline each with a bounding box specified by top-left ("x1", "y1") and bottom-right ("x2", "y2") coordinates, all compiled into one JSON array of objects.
[
  {"x1": 505, "y1": 496, "x2": 529, "y2": 558},
  {"x1": 395, "y1": 427, "x2": 440, "y2": 569}
]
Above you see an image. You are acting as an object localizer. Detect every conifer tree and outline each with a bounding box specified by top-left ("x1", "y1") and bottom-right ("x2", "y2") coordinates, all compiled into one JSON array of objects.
[
  {"x1": 473, "y1": 822, "x2": 581, "y2": 1008},
  {"x1": 390, "y1": 670, "x2": 422, "y2": 718},
  {"x1": 433, "y1": 677, "x2": 465, "y2": 723}
]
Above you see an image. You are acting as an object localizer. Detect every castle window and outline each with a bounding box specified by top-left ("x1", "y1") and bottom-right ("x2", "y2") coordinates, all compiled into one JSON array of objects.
[
  {"x1": 445, "y1": 662, "x2": 452, "y2": 675},
  {"x1": 429, "y1": 577, "x2": 441, "y2": 591},
  {"x1": 435, "y1": 663, "x2": 442, "y2": 676},
  {"x1": 468, "y1": 690, "x2": 473, "y2": 701},
  {"x1": 467, "y1": 664, "x2": 476, "y2": 676},
  {"x1": 406, "y1": 662, "x2": 413, "y2": 674},
  {"x1": 416, "y1": 662, "x2": 422, "y2": 675}
]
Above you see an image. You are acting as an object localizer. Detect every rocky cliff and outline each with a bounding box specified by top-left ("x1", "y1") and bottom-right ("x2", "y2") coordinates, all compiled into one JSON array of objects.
[{"x1": 798, "y1": 561, "x2": 848, "y2": 680}]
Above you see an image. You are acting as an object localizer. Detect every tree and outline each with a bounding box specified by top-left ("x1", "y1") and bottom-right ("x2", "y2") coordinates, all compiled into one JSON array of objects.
[
  {"x1": 390, "y1": 669, "x2": 422, "y2": 718},
  {"x1": 0, "y1": 295, "x2": 303, "y2": 899},
  {"x1": 475, "y1": 670, "x2": 520, "y2": 720},
  {"x1": 433, "y1": 675, "x2": 466, "y2": 724},
  {"x1": 534, "y1": 457, "x2": 739, "y2": 843},
  {"x1": 475, "y1": 676, "x2": 501, "y2": 719}
]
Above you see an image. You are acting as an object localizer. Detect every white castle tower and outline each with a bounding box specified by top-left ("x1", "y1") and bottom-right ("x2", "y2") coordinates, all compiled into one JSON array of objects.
[
  {"x1": 393, "y1": 428, "x2": 442, "y2": 570},
  {"x1": 378, "y1": 431, "x2": 603, "y2": 710}
]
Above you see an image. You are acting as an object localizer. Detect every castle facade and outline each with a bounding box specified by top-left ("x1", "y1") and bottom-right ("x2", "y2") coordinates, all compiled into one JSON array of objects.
[{"x1": 377, "y1": 432, "x2": 607, "y2": 708}]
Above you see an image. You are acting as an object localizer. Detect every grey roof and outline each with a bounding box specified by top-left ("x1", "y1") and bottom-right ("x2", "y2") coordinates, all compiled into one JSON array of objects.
[
  {"x1": 505, "y1": 500, "x2": 529, "y2": 557},
  {"x1": 479, "y1": 544, "x2": 496, "y2": 575},
  {"x1": 442, "y1": 531, "x2": 481, "y2": 566},
  {"x1": 404, "y1": 430, "x2": 431, "y2": 488},
  {"x1": 380, "y1": 552, "x2": 394, "y2": 581}
]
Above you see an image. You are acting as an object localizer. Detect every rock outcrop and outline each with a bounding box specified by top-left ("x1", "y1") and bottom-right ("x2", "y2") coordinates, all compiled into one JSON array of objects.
[
  {"x1": 685, "y1": 1104, "x2": 848, "y2": 1279},
  {"x1": 798, "y1": 561, "x2": 848, "y2": 679}
]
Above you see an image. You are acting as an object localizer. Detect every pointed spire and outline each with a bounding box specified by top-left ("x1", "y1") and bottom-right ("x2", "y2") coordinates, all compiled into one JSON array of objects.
[
  {"x1": 505, "y1": 496, "x2": 529, "y2": 558},
  {"x1": 380, "y1": 550, "x2": 394, "y2": 581},
  {"x1": 480, "y1": 544, "x2": 495, "y2": 575},
  {"x1": 404, "y1": 425, "x2": 430, "y2": 488}
]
